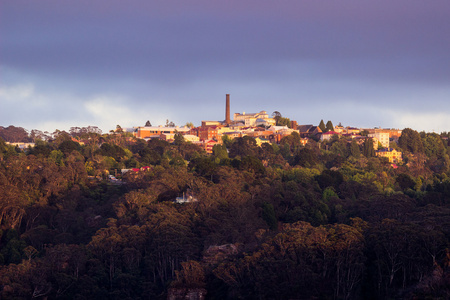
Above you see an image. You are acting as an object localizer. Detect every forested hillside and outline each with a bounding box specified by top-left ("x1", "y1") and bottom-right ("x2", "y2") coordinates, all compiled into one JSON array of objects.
[{"x1": 0, "y1": 127, "x2": 449, "y2": 299}]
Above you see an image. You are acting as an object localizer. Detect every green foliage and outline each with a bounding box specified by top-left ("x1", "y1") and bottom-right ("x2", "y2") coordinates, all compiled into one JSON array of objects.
[
  {"x1": 49, "y1": 150, "x2": 65, "y2": 166},
  {"x1": 277, "y1": 116, "x2": 291, "y2": 127},
  {"x1": 212, "y1": 144, "x2": 228, "y2": 161},
  {"x1": 396, "y1": 173, "x2": 416, "y2": 191},
  {"x1": 399, "y1": 128, "x2": 424, "y2": 153},
  {"x1": 316, "y1": 169, "x2": 344, "y2": 190},
  {"x1": 58, "y1": 140, "x2": 80, "y2": 154},
  {"x1": 292, "y1": 147, "x2": 318, "y2": 167},
  {"x1": 350, "y1": 140, "x2": 361, "y2": 158},
  {"x1": 261, "y1": 202, "x2": 277, "y2": 230},
  {"x1": 329, "y1": 137, "x2": 348, "y2": 157},
  {"x1": 318, "y1": 119, "x2": 326, "y2": 132},
  {"x1": 423, "y1": 132, "x2": 446, "y2": 159},
  {"x1": 229, "y1": 136, "x2": 259, "y2": 158},
  {"x1": 323, "y1": 186, "x2": 338, "y2": 201},
  {"x1": 174, "y1": 132, "x2": 185, "y2": 145},
  {"x1": 363, "y1": 138, "x2": 375, "y2": 157},
  {"x1": 280, "y1": 132, "x2": 301, "y2": 153},
  {"x1": 0, "y1": 125, "x2": 449, "y2": 300},
  {"x1": 325, "y1": 120, "x2": 334, "y2": 132}
]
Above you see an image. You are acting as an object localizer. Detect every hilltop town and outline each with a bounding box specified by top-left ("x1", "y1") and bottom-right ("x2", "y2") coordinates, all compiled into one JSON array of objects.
[
  {"x1": 129, "y1": 94, "x2": 406, "y2": 163},
  {"x1": 0, "y1": 95, "x2": 449, "y2": 300}
]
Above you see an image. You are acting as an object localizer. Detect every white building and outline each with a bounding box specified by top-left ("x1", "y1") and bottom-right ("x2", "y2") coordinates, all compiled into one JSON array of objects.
[
  {"x1": 368, "y1": 132, "x2": 390, "y2": 149},
  {"x1": 233, "y1": 111, "x2": 276, "y2": 127}
]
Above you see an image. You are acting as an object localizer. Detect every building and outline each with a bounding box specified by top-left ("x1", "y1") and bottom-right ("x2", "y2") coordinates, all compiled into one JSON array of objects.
[
  {"x1": 175, "y1": 190, "x2": 198, "y2": 204},
  {"x1": 376, "y1": 148, "x2": 402, "y2": 163},
  {"x1": 133, "y1": 126, "x2": 190, "y2": 139},
  {"x1": 366, "y1": 128, "x2": 403, "y2": 139},
  {"x1": 198, "y1": 126, "x2": 219, "y2": 141},
  {"x1": 193, "y1": 139, "x2": 220, "y2": 154},
  {"x1": 182, "y1": 134, "x2": 200, "y2": 142},
  {"x1": 233, "y1": 111, "x2": 276, "y2": 127},
  {"x1": 345, "y1": 127, "x2": 360, "y2": 134},
  {"x1": 320, "y1": 131, "x2": 340, "y2": 141},
  {"x1": 5, "y1": 142, "x2": 35, "y2": 149},
  {"x1": 297, "y1": 125, "x2": 322, "y2": 137},
  {"x1": 368, "y1": 132, "x2": 390, "y2": 149},
  {"x1": 222, "y1": 131, "x2": 243, "y2": 139},
  {"x1": 334, "y1": 124, "x2": 344, "y2": 133}
]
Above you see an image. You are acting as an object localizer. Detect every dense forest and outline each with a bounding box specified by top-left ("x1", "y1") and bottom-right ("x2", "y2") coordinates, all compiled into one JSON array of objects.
[{"x1": 0, "y1": 125, "x2": 449, "y2": 299}]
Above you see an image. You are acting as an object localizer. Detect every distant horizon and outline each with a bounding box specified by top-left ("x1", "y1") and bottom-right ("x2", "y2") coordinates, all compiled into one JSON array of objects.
[{"x1": 0, "y1": 117, "x2": 445, "y2": 136}]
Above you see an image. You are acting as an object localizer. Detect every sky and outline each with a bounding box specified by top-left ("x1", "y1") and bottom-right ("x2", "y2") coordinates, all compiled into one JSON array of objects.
[{"x1": 1, "y1": 0, "x2": 450, "y2": 134}]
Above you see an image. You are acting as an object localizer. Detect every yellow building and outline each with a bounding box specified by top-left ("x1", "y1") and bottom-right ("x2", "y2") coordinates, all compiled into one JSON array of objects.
[
  {"x1": 134, "y1": 126, "x2": 190, "y2": 139},
  {"x1": 376, "y1": 148, "x2": 402, "y2": 163}
]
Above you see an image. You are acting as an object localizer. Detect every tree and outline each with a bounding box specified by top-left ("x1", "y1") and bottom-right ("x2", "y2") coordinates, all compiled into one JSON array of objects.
[
  {"x1": 30, "y1": 130, "x2": 50, "y2": 142},
  {"x1": 396, "y1": 173, "x2": 416, "y2": 191},
  {"x1": 185, "y1": 122, "x2": 194, "y2": 128},
  {"x1": 261, "y1": 202, "x2": 277, "y2": 230},
  {"x1": 423, "y1": 133, "x2": 446, "y2": 159},
  {"x1": 292, "y1": 147, "x2": 318, "y2": 167},
  {"x1": 145, "y1": 120, "x2": 152, "y2": 127},
  {"x1": 0, "y1": 126, "x2": 30, "y2": 143},
  {"x1": 229, "y1": 136, "x2": 259, "y2": 158},
  {"x1": 212, "y1": 144, "x2": 228, "y2": 161},
  {"x1": 363, "y1": 138, "x2": 375, "y2": 157},
  {"x1": 165, "y1": 119, "x2": 175, "y2": 127},
  {"x1": 398, "y1": 128, "x2": 424, "y2": 154},
  {"x1": 318, "y1": 119, "x2": 326, "y2": 132},
  {"x1": 277, "y1": 117, "x2": 291, "y2": 127},
  {"x1": 174, "y1": 133, "x2": 185, "y2": 145},
  {"x1": 325, "y1": 120, "x2": 334, "y2": 132},
  {"x1": 58, "y1": 140, "x2": 80, "y2": 154},
  {"x1": 272, "y1": 111, "x2": 282, "y2": 124},
  {"x1": 280, "y1": 132, "x2": 301, "y2": 153},
  {"x1": 350, "y1": 140, "x2": 361, "y2": 158}
]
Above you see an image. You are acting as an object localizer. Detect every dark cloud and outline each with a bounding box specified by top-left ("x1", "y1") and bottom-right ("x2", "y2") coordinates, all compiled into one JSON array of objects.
[{"x1": 1, "y1": 0, "x2": 450, "y2": 132}]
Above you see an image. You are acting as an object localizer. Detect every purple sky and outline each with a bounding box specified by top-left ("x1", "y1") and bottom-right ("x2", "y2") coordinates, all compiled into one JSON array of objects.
[{"x1": 1, "y1": 0, "x2": 450, "y2": 133}]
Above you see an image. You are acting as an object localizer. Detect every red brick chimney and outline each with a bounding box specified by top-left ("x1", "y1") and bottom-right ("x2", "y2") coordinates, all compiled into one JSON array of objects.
[{"x1": 225, "y1": 94, "x2": 231, "y2": 125}]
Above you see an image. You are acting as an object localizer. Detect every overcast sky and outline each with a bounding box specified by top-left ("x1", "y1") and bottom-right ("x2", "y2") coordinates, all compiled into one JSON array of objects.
[{"x1": 1, "y1": 0, "x2": 449, "y2": 133}]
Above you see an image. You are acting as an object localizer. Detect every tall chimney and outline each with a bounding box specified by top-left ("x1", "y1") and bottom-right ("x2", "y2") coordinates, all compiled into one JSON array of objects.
[{"x1": 225, "y1": 94, "x2": 231, "y2": 125}]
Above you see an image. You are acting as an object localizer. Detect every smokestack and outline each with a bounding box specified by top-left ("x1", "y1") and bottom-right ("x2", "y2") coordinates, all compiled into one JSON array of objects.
[{"x1": 225, "y1": 94, "x2": 231, "y2": 125}]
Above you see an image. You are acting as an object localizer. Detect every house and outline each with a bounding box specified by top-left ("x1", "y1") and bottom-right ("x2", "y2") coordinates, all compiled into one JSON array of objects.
[
  {"x1": 320, "y1": 131, "x2": 340, "y2": 141},
  {"x1": 246, "y1": 130, "x2": 273, "y2": 140},
  {"x1": 345, "y1": 127, "x2": 360, "y2": 134},
  {"x1": 334, "y1": 124, "x2": 344, "y2": 133},
  {"x1": 175, "y1": 190, "x2": 198, "y2": 204},
  {"x1": 222, "y1": 131, "x2": 243, "y2": 139},
  {"x1": 134, "y1": 125, "x2": 190, "y2": 139},
  {"x1": 376, "y1": 148, "x2": 402, "y2": 163},
  {"x1": 267, "y1": 125, "x2": 298, "y2": 135},
  {"x1": 193, "y1": 139, "x2": 220, "y2": 154},
  {"x1": 297, "y1": 125, "x2": 322, "y2": 137},
  {"x1": 198, "y1": 126, "x2": 219, "y2": 141},
  {"x1": 182, "y1": 134, "x2": 200, "y2": 142},
  {"x1": 5, "y1": 142, "x2": 36, "y2": 149}
]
